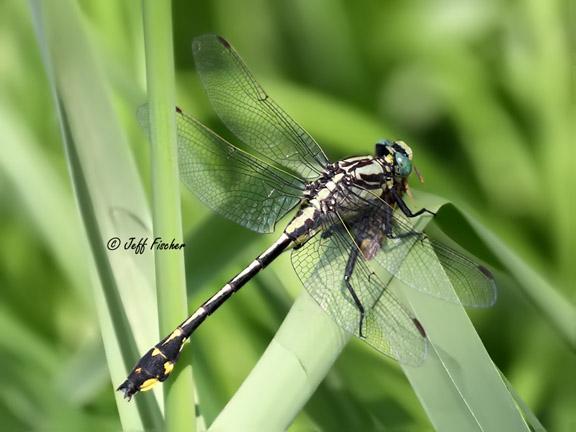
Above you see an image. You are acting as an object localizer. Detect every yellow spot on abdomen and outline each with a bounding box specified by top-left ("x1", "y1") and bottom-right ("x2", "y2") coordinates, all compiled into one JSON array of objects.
[
  {"x1": 151, "y1": 348, "x2": 167, "y2": 358},
  {"x1": 163, "y1": 362, "x2": 174, "y2": 375},
  {"x1": 139, "y1": 378, "x2": 159, "y2": 392},
  {"x1": 163, "y1": 328, "x2": 183, "y2": 344},
  {"x1": 179, "y1": 338, "x2": 189, "y2": 352},
  {"x1": 286, "y1": 207, "x2": 317, "y2": 234}
]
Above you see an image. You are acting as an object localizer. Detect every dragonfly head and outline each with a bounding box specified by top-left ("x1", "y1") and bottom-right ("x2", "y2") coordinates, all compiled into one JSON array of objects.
[{"x1": 375, "y1": 139, "x2": 413, "y2": 178}]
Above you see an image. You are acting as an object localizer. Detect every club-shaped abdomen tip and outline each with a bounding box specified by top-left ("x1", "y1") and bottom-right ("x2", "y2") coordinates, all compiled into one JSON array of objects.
[{"x1": 117, "y1": 379, "x2": 137, "y2": 401}]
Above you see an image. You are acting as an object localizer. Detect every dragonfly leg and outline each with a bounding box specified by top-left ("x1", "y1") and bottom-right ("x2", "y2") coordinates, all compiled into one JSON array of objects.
[
  {"x1": 392, "y1": 189, "x2": 436, "y2": 218},
  {"x1": 321, "y1": 219, "x2": 350, "y2": 240},
  {"x1": 344, "y1": 248, "x2": 366, "y2": 338},
  {"x1": 383, "y1": 203, "x2": 394, "y2": 237},
  {"x1": 383, "y1": 201, "x2": 425, "y2": 242}
]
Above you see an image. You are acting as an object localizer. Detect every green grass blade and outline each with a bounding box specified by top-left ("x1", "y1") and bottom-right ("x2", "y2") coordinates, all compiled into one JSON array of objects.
[
  {"x1": 400, "y1": 283, "x2": 530, "y2": 431},
  {"x1": 141, "y1": 1, "x2": 196, "y2": 430},
  {"x1": 0, "y1": 104, "x2": 88, "y2": 301},
  {"x1": 0, "y1": 94, "x2": 117, "y2": 428},
  {"x1": 0, "y1": 105, "x2": 98, "y2": 420},
  {"x1": 29, "y1": 0, "x2": 163, "y2": 428},
  {"x1": 209, "y1": 290, "x2": 351, "y2": 431},
  {"x1": 500, "y1": 371, "x2": 547, "y2": 432}
]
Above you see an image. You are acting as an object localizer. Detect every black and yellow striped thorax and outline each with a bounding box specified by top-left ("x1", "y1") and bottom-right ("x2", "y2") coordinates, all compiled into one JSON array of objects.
[{"x1": 285, "y1": 155, "x2": 396, "y2": 240}]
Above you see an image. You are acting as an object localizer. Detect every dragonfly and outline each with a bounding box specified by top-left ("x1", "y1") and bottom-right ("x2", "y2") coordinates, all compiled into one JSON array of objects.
[{"x1": 118, "y1": 34, "x2": 497, "y2": 400}]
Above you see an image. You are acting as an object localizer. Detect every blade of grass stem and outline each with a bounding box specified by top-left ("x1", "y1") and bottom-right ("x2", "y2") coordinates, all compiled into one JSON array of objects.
[
  {"x1": 0, "y1": 104, "x2": 88, "y2": 302},
  {"x1": 209, "y1": 290, "x2": 351, "y2": 431},
  {"x1": 141, "y1": 0, "x2": 196, "y2": 430},
  {"x1": 500, "y1": 371, "x2": 547, "y2": 432},
  {"x1": 29, "y1": 0, "x2": 163, "y2": 428}
]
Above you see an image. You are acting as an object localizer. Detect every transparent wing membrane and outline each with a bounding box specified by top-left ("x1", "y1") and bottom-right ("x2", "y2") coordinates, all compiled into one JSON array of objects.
[
  {"x1": 374, "y1": 210, "x2": 497, "y2": 308},
  {"x1": 173, "y1": 107, "x2": 304, "y2": 233},
  {"x1": 434, "y1": 244, "x2": 497, "y2": 307},
  {"x1": 192, "y1": 34, "x2": 329, "y2": 180},
  {"x1": 339, "y1": 188, "x2": 497, "y2": 308},
  {"x1": 291, "y1": 213, "x2": 428, "y2": 366}
]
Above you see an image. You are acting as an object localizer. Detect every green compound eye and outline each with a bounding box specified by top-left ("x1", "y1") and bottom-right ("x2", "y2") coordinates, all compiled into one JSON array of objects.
[{"x1": 395, "y1": 152, "x2": 412, "y2": 177}]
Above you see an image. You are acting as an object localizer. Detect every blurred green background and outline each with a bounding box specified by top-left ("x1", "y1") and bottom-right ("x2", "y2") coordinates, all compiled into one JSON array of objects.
[{"x1": 0, "y1": 0, "x2": 573, "y2": 430}]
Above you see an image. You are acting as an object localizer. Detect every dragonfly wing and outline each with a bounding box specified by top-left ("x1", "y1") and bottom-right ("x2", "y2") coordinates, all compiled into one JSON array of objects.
[
  {"x1": 192, "y1": 34, "x2": 329, "y2": 180},
  {"x1": 364, "y1": 288, "x2": 428, "y2": 366},
  {"x1": 433, "y1": 242, "x2": 497, "y2": 307},
  {"x1": 139, "y1": 106, "x2": 304, "y2": 233},
  {"x1": 291, "y1": 213, "x2": 428, "y2": 366},
  {"x1": 361, "y1": 198, "x2": 498, "y2": 308}
]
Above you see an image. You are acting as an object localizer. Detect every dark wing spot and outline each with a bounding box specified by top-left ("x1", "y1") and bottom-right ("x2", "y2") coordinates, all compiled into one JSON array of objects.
[
  {"x1": 412, "y1": 318, "x2": 427, "y2": 338},
  {"x1": 217, "y1": 35, "x2": 231, "y2": 48},
  {"x1": 176, "y1": 106, "x2": 183, "y2": 114},
  {"x1": 477, "y1": 265, "x2": 494, "y2": 280}
]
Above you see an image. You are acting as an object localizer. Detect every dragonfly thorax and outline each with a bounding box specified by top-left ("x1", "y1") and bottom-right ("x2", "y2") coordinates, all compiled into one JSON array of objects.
[
  {"x1": 287, "y1": 156, "x2": 396, "y2": 241},
  {"x1": 337, "y1": 156, "x2": 393, "y2": 190},
  {"x1": 303, "y1": 157, "x2": 391, "y2": 205}
]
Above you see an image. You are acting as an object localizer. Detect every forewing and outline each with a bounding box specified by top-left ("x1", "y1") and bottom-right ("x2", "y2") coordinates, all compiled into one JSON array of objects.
[
  {"x1": 192, "y1": 34, "x2": 329, "y2": 180},
  {"x1": 139, "y1": 105, "x2": 304, "y2": 233},
  {"x1": 291, "y1": 213, "x2": 428, "y2": 366}
]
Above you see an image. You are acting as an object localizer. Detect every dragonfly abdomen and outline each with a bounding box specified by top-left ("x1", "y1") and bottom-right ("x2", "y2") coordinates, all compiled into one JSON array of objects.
[{"x1": 117, "y1": 233, "x2": 293, "y2": 400}]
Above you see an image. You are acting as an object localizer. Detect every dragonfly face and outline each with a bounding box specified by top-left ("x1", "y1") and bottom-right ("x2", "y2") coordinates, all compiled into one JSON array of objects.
[{"x1": 375, "y1": 139, "x2": 413, "y2": 179}]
